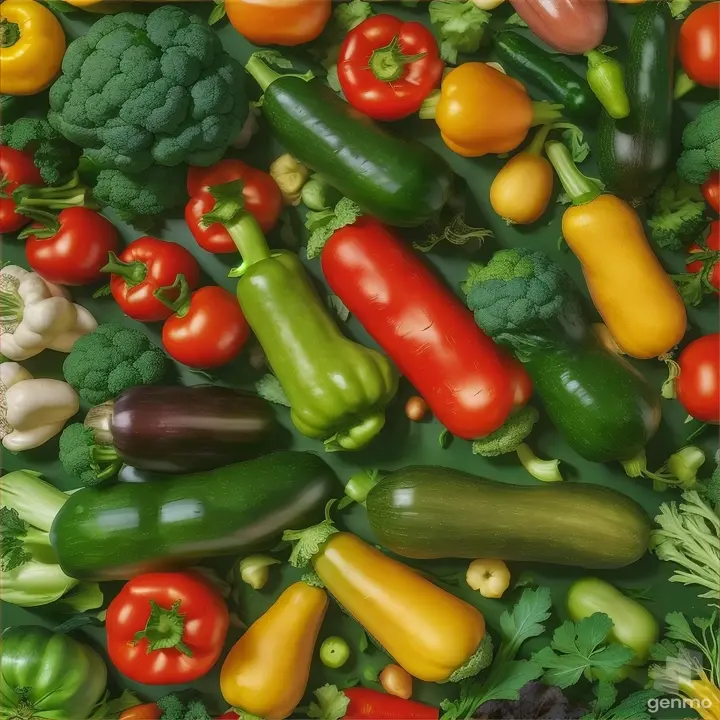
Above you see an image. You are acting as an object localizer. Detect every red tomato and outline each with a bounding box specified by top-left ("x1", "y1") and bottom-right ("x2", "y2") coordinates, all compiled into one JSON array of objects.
[
  {"x1": 24, "y1": 208, "x2": 119, "y2": 286},
  {"x1": 106, "y1": 571, "x2": 229, "y2": 686},
  {"x1": 686, "y1": 220, "x2": 720, "y2": 294},
  {"x1": 0, "y1": 146, "x2": 43, "y2": 234},
  {"x1": 702, "y1": 170, "x2": 720, "y2": 213},
  {"x1": 119, "y1": 704, "x2": 162, "y2": 720},
  {"x1": 322, "y1": 217, "x2": 520, "y2": 438},
  {"x1": 676, "y1": 333, "x2": 720, "y2": 424},
  {"x1": 105, "y1": 236, "x2": 201, "y2": 322},
  {"x1": 679, "y1": 1, "x2": 720, "y2": 88},
  {"x1": 186, "y1": 160, "x2": 283, "y2": 254},
  {"x1": 161, "y1": 284, "x2": 250, "y2": 369}
]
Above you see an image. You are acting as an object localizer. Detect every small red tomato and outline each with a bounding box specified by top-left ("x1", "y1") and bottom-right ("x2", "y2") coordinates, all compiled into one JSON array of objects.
[
  {"x1": 119, "y1": 704, "x2": 162, "y2": 720},
  {"x1": 106, "y1": 571, "x2": 229, "y2": 686},
  {"x1": 25, "y1": 208, "x2": 119, "y2": 286},
  {"x1": 676, "y1": 333, "x2": 720, "y2": 424},
  {"x1": 679, "y1": 1, "x2": 720, "y2": 88},
  {"x1": 0, "y1": 146, "x2": 43, "y2": 234},
  {"x1": 702, "y1": 170, "x2": 720, "y2": 214},
  {"x1": 160, "y1": 281, "x2": 250, "y2": 369},
  {"x1": 686, "y1": 221, "x2": 720, "y2": 295}
]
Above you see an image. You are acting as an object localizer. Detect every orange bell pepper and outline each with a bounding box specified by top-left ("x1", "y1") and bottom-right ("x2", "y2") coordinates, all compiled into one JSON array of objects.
[
  {"x1": 224, "y1": 0, "x2": 331, "y2": 46},
  {"x1": 419, "y1": 62, "x2": 562, "y2": 157}
]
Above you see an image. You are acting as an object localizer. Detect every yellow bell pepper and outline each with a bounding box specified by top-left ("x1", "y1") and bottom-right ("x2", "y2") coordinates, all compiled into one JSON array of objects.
[
  {"x1": 62, "y1": 0, "x2": 194, "y2": 10},
  {"x1": 219, "y1": 582, "x2": 328, "y2": 720},
  {"x1": 285, "y1": 515, "x2": 489, "y2": 684},
  {"x1": 0, "y1": 0, "x2": 65, "y2": 96}
]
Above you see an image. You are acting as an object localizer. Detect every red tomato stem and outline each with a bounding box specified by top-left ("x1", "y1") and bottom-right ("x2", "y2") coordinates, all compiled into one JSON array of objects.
[
  {"x1": 102, "y1": 251, "x2": 148, "y2": 288},
  {"x1": 369, "y1": 36, "x2": 427, "y2": 82},
  {"x1": 154, "y1": 274, "x2": 192, "y2": 317},
  {"x1": 132, "y1": 600, "x2": 193, "y2": 657}
]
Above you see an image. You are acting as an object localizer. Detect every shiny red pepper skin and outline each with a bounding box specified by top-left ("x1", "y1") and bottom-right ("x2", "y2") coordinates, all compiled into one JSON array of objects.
[
  {"x1": 0, "y1": 146, "x2": 42, "y2": 233},
  {"x1": 322, "y1": 218, "x2": 526, "y2": 438},
  {"x1": 344, "y1": 688, "x2": 438, "y2": 720},
  {"x1": 338, "y1": 15, "x2": 444, "y2": 121}
]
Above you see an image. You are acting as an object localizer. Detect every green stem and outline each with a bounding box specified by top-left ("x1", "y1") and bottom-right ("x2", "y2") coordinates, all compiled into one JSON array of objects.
[
  {"x1": 245, "y1": 54, "x2": 312, "y2": 92},
  {"x1": 133, "y1": 600, "x2": 192, "y2": 657},
  {"x1": 0, "y1": 19, "x2": 20, "y2": 49},
  {"x1": 526, "y1": 124, "x2": 553, "y2": 156},
  {"x1": 93, "y1": 446, "x2": 121, "y2": 481},
  {"x1": 530, "y1": 101, "x2": 564, "y2": 127},
  {"x1": 674, "y1": 70, "x2": 696, "y2": 100},
  {"x1": 101, "y1": 252, "x2": 147, "y2": 287},
  {"x1": 153, "y1": 274, "x2": 192, "y2": 317},
  {"x1": 368, "y1": 36, "x2": 426, "y2": 83},
  {"x1": 419, "y1": 90, "x2": 440, "y2": 120},
  {"x1": 16, "y1": 209, "x2": 61, "y2": 240},
  {"x1": 545, "y1": 140, "x2": 602, "y2": 205},
  {"x1": 344, "y1": 470, "x2": 382, "y2": 505},
  {"x1": 516, "y1": 444, "x2": 563, "y2": 483},
  {"x1": 13, "y1": 173, "x2": 95, "y2": 212}
]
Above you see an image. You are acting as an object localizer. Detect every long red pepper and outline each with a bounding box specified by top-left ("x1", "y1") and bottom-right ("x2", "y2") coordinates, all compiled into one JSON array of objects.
[{"x1": 344, "y1": 688, "x2": 439, "y2": 720}]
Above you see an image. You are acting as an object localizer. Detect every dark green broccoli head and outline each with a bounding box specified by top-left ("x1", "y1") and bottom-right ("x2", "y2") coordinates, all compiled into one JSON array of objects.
[
  {"x1": 676, "y1": 100, "x2": 720, "y2": 185},
  {"x1": 472, "y1": 405, "x2": 539, "y2": 457},
  {"x1": 648, "y1": 174, "x2": 708, "y2": 251},
  {"x1": 63, "y1": 323, "x2": 167, "y2": 405},
  {"x1": 58, "y1": 423, "x2": 120, "y2": 486},
  {"x1": 465, "y1": 248, "x2": 586, "y2": 352},
  {"x1": 0, "y1": 118, "x2": 81, "y2": 186},
  {"x1": 47, "y1": 6, "x2": 248, "y2": 174}
]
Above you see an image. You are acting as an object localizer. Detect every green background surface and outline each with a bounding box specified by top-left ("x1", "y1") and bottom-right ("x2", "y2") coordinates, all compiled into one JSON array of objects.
[{"x1": 2, "y1": 1, "x2": 718, "y2": 716}]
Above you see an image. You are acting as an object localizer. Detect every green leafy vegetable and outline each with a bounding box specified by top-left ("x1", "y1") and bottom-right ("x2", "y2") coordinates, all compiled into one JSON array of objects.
[
  {"x1": 580, "y1": 685, "x2": 657, "y2": 720},
  {"x1": 305, "y1": 197, "x2": 361, "y2": 259},
  {"x1": 555, "y1": 123, "x2": 590, "y2": 164},
  {"x1": 255, "y1": 374, "x2": 291, "y2": 407},
  {"x1": 208, "y1": 0, "x2": 226, "y2": 25},
  {"x1": 669, "y1": 0, "x2": 692, "y2": 18},
  {"x1": 429, "y1": 0, "x2": 491, "y2": 65},
  {"x1": 648, "y1": 173, "x2": 708, "y2": 251},
  {"x1": 308, "y1": 684, "x2": 350, "y2": 720},
  {"x1": 58, "y1": 423, "x2": 121, "y2": 487}
]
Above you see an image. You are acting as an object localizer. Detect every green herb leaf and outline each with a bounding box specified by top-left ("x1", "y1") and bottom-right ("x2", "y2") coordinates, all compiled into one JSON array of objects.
[
  {"x1": 252, "y1": 50, "x2": 294, "y2": 70},
  {"x1": 328, "y1": 294, "x2": 350, "y2": 322},
  {"x1": 669, "y1": 0, "x2": 691, "y2": 17},
  {"x1": 306, "y1": 198, "x2": 361, "y2": 259},
  {"x1": 593, "y1": 681, "x2": 618, "y2": 714},
  {"x1": 429, "y1": 0, "x2": 491, "y2": 65},
  {"x1": 208, "y1": 0, "x2": 226, "y2": 25},
  {"x1": 505, "y1": 12, "x2": 528, "y2": 27},
  {"x1": 334, "y1": 0, "x2": 373, "y2": 31},
  {"x1": 0, "y1": 507, "x2": 31, "y2": 571},
  {"x1": 413, "y1": 215, "x2": 493, "y2": 253},
  {"x1": 255, "y1": 374, "x2": 290, "y2": 407}
]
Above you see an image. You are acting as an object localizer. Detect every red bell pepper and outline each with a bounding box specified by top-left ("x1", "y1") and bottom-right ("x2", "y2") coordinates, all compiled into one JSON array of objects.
[
  {"x1": 186, "y1": 160, "x2": 283, "y2": 254},
  {"x1": 344, "y1": 688, "x2": 438, "y2": 720},
  {"x1": 157, "y1": 276, "x2": 250, "y2": 369},
  {"x1": 702, "y1": 170, "x2": 720, "y2": 213},
  {"x1": 321, "y1": 218, "x2": 528, "y2": 438},
  {"x1": 338, "y1": 14, "x2": 444, "y2": 122},
  {"x1": 0, "y1": 146, "x2": 43, "y2": 234},
  {"x1": 106, "y1": 571, "x2": 230, "y2": 686},
  {"x1": 23, "y1": 207, "x2": 119, "y2": 286},
  {"x1": 102, "y1": 236, "x2": 201, "y2": 322},
  {"x1": 674, "y1": 333, "x2": 720, "y2": 425}
]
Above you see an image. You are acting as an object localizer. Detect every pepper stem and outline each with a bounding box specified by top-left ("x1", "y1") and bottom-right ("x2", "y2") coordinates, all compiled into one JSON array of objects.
[
  {"x1": 16, "y1": 209, "x2": 61, "y2": 240},
  {"x1": 530, "y1": 101, "x2": 564, "y2": 127},
  {"x1": 344, "y1": 469, "x2": 382, "y2": 505},
  {"x1": 101, "y1": 252, "x2": 147, "y2": 287},
  {"x1": 245, "y1": 54, "x2": 313, "y2": 92},
  {"x1": 526, "y1": 124, "x2": 553, "y2": 157},
  {"x1": 368, "y1": 36, "x2": 426, "y2": 83},
  {"x1": 133, "y1": 600, "x2": 193, "y2": 657},
  {"x1": 418, "y1": 90, "x2": 440, "y2": 120},
  {"x1": 0, "y1": 19, "x2": 20, "y2": 49},
  {"x1": 13, "y1": 173, "x2": 95, "y2": 211},
  {"x1": 545, "y1": 141, "x2": 602, "y2": 205},
  {"x1": 674, "y1": 70, "x2": 696, "y2": 100},
  {"x1": 153, "y1": 274, "x2": 192, "y2": 317}
]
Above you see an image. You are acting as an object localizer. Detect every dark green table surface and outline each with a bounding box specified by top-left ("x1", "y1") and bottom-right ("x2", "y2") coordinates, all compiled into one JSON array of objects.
[{"x1": 2, "y1": 2, "x2": 718, "y2": 716}]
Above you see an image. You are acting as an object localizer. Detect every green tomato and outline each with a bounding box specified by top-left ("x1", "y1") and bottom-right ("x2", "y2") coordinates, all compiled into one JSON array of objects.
[
  {"x1": 567, "y1": 577, "x2": 659, "y2": 667},
  {"x1": 319, "y1": 636, "x2": 351, "y2": 669},
  {"x1": 1, "y1": 626, "x2": 107, "y2": 720}
]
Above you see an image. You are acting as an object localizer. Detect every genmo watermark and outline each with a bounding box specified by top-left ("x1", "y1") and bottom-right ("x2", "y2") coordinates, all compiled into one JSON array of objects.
[{"x1": 647, "y1": 697, "x2": 713, "y2": 714}]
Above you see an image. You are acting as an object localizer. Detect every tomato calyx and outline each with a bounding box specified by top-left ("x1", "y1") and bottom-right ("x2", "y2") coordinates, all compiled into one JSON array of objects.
[
  {"x1": 368, "y1": 36, "x2": 426, "y2": 83},
  {"x1": 154, "y1": 274, "x2": 192, "y2": 318},
  {"x1": 102, "y1": 252, "x2": 148, "y2": 289},
  {"x1": 202, "y1": 179, "x2": 246, "y2": 227},
  {"x1": 671, "y1": 248, "x2": 720, "y2": 306},
  {"x1": 15, "y1": 208, "x2": 60, "y2": 240},
  {"x1": 133, "y1": 600, "x2": 193, "y2": 657}
]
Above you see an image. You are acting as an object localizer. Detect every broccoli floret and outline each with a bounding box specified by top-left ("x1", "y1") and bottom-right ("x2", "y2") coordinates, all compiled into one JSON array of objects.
[
  {"x1": 63, "y1": 323, "x2": 167, "y2": 405},
  {"x1": 465, "y1": 248, "x2": 586, "y2": 346},
  {"x1": 58, "y1": 423, "x2": 120, "y2": 487},
  {"x1": 157, "y1": 694, "x2": 211, "y2": 720},
  {"x1": 648, "y1": 174, "x2": 708, "y2": 251},
  {"x1": 0, "y1": 118, "x2": 82, "y2": 186},
  {"x1": 47, "y1": 6, "x2": 248, "y2": 175},
  {"x1": 93, "y1": 166, "x2": 188, "y2": 222},
  {"x1": 676, "y1": 100, "x2": 720, "y2": 185},
  {"x1": 702, "y1": 460, "x2": 720, "y2": 513}
]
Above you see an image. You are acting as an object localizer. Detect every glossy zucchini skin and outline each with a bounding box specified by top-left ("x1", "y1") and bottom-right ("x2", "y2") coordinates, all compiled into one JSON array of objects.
[
  {"x1": 51, "y1": 451, "x2": 338, "y2": 581},
  {"x1": 367, "y1": 466, "x2": 650, "y2": 569},
  {"x1": 262, "y1": 76, "x2": 453, "y2": 227},
  {"x1": 108, "y1": 385, "x2": 274, "y2": 473},
  {"x1": 596, "y1": 1, "x2": 674, "y2": 199}
]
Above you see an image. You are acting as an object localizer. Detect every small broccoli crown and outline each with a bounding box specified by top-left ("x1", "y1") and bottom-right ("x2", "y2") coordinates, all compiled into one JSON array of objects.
[
  {"x1": 48, "y1": 6, "x2": 248, "y2": 174},
  {"x1": 63, "y1": 323, "x2": 167, "y2": 404},
  {"x1": 677, "y1": 100, "x2": 720, "y2": 185},
  {"x1": 472, "y1": 405, "x2": 540, "y2": 457},
  {"x1": 157, "y1": 693, "x2": 211, "y2": 720},
  {"x1": 704, "y1": 461, "x2": 720, "y2": 510},
  {"x1": 59, "y1": 423, "x2": 104, "y2": 486},
  {"x1": 648, "y1": 174, "x2": 708, "y2": 250}
]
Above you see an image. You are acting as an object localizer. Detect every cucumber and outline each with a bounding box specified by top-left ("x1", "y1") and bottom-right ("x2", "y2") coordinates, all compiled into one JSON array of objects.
[
  {"x1": 50, "y1": 451, "x2": 338, "y2": 581},
  {"x1": 246, "y1": 56, "x2": 453, "y2": 227},
  {"x1": 524, "y1": 339, "x2": 660, "y2": 463},
  {"x1": 495, "y1": 32, "x2": 599, "y2": 123},
  {"x1": 596, "y1": 1, "x2": 673, "y2": 200},
  {"x1": 367, "y1": 467, "x2": 650, "y2": 569}
]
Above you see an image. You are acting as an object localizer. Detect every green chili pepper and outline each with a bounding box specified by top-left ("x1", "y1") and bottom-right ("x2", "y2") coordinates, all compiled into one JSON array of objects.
[{"x1": 585, "y1": 50, "x2": 630, "y2": 120}]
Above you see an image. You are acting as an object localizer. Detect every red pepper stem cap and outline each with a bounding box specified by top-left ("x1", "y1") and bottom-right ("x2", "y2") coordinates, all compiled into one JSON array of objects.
[
  {"x1": 368, "y1": 36, "x2": 426, "y2": 83},
  {"x1": 154, "y1": 273, "x2": 192, "y2": 317},
  {"x1": 133, "y1": 600, "x2": 193, "y2": 657},
  {"x1": 101, "y1": 252, "x2": 148, "y2": 287}
]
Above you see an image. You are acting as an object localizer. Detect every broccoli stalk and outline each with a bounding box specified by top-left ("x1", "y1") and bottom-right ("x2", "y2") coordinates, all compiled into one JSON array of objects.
[
  {"x1": 11, "y1": 172, "x2": 95, "y2": 226},
  {"x1": 58, "y1": 423, "x2": 121, "y2": 487},
  {"x1": 471, "y1": 406, "x2": 563, "y2": 483},
  {"x1": 676, "y1": 100, "x2": 720, "y2": 185},
  {"x1": 648, "y1": 174, "x2": 708, "y2": 251}
]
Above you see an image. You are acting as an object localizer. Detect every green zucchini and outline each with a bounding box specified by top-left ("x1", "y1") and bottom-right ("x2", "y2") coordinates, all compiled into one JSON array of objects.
[
  {"x1": 50, "y1": 451, "x2": 339, "y2": 581},
  {"x1": 495, "y1": 32, "x2": 599, "y2": 123},
  {"x1": 524, "y1": 337, "x2": 660, "y2": 463},
  {"x1": 245, "y1": 55, "x2": 453, "y2": 227},
  {"x1": 366, "y1": 466, "x2": 650, "y2": 569},
  {"x1": 596, "y1": 1, "x2": 673, "y2": 200}
]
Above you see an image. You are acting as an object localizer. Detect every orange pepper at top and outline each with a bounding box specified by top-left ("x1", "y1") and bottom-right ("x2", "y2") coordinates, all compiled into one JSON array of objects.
[{"x1": 419, "y1": 62, "x2": 563, "y2": 158}]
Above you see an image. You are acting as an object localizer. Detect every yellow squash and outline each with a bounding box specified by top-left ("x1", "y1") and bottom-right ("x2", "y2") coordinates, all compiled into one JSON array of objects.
[
  {"x1": 0, "y1": 0, "x2": 65, "y2": 96},
  {"x1": 547, "y1": 141, "x2": 686, "y2": 359},
  {"x1": 313, "y1": 532, "x2": 486, "y2": 682},
  {"x1": 219, "y1": 582, "x2": 328, "y2": 720}
]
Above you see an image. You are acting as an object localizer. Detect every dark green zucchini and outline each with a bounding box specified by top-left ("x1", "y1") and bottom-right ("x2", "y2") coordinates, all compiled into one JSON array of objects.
[
  {"x1": 245, "y1": 55, "x2": 453, "y2": 227},
  {"x1": 596, "y1": 1, "x2": 674, "y2": 199},
  {"x1": 366, "y1": 466, "x2": 650, "y2": 568},
  {"x1": 495, "y1": 32, "x2": 599, "y2": 122},
  {"x1": 50, "y1": 451, "x2": 338, "y2": 581},
  {"x1": 524, "y1": 337, "x2": 660, "y2": 463}
]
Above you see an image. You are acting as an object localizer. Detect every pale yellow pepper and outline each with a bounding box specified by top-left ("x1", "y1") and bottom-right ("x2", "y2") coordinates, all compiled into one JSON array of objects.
[{"x1": 0, "y1": 0, "x2": 65, "y2": 96}]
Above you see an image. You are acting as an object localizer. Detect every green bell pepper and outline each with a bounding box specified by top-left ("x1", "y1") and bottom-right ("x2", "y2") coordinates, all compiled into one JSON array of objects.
[{"x1": 207, "y1": 181, "x2": 398, "y2": 450}]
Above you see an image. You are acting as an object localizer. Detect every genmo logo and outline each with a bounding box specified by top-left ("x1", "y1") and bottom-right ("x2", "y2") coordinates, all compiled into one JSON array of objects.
[{"x1": 647, "y1": 697, "x2": 713, "y2": 714}]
